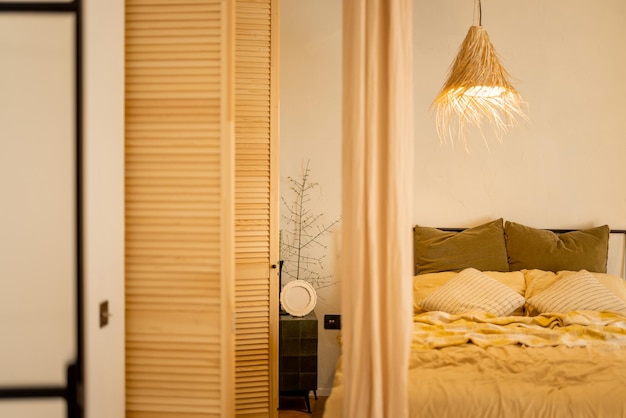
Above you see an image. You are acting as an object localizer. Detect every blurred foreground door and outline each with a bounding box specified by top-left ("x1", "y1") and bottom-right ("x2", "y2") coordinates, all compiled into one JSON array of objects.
[{"x1": 0, "y1": 2, "x2": 82, "y2": 418}]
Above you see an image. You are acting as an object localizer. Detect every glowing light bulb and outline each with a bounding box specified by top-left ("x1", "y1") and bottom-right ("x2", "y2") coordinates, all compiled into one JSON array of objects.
[{"x1": 463, "y1": 85, "x2": 506, "y2": 97}]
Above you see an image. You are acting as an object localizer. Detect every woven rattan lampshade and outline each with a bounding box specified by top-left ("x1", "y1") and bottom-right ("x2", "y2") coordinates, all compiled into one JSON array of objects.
[{"x1": 433, "y1": 14, "x2": 527, "y2": 149}]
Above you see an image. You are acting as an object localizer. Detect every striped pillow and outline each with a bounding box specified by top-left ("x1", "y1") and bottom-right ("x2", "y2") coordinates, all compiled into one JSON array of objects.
[
  {"x1": 420, "y1": 268, "x2": 525, "y2": 316},
  {"x1": 527, "y1": 269, "x2": 626, "y2": 314}
]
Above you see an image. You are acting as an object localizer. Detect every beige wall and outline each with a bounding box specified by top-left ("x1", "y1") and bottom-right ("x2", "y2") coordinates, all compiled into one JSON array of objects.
[
  {"x1": 281, "y1": 0, "x2": 343, "y2": 395},
  {"x1": 281, "y1": 0, "x2": 626, "y2": 394},
  {"x1": 414, "y1": 0, "x2": 626, "y2": 228}
]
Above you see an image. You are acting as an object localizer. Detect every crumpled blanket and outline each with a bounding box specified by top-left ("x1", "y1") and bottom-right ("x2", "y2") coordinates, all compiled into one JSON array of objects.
[{"x1": 411, "y1": 310, "x2": 626, "y2": 349}]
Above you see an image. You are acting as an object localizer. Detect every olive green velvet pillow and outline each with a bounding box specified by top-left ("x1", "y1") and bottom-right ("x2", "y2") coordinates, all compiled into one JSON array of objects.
[
  {"x1": 504, "y1": 221, "x2": 609, "y2": 273},
  {"x1": 413, "y1": 219, "x2": 509, "y2": 275}
]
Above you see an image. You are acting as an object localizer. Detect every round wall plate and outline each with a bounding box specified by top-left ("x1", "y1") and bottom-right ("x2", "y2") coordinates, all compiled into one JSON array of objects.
[{"x1": 280, "y1": 280, "x2": 317, "y2": 317}]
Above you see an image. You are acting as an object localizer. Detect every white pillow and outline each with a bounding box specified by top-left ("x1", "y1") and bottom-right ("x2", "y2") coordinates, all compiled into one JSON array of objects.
[
  {"x1": 527, "y1": 269, "x2": 626, "y2": 314},
  {"x1": 420, "y1": 268, "x2": 525, "y2": 316}
]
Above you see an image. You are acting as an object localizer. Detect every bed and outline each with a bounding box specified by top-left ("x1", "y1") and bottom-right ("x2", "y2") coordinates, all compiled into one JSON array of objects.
[{"x1": 323, "y1": 219, "x2": 626, "y2": 417}]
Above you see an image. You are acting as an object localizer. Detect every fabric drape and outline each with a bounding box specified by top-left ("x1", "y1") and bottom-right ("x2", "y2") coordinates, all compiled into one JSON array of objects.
[{"x1": 340, "y1": 0, "x2": 414, "y2": 417}]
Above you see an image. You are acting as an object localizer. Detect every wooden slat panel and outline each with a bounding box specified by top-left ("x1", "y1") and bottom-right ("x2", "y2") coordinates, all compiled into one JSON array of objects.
[
  {"x1": 125, "y1": 1, "x2": 234, "y2": 417},
  {"x1": 234, "y1": 1, "x2": 278, "y2": 417}
]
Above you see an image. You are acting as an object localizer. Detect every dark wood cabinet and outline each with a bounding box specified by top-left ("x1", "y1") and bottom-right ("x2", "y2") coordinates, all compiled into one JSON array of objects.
[{"x1": 279, "y1": 311, "x2": 318, "y2": 413}]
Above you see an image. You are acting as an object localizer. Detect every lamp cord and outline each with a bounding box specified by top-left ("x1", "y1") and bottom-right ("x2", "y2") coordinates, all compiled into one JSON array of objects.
[{"x1": 474, "y1": 0, "x2": 482, "y2": 26}]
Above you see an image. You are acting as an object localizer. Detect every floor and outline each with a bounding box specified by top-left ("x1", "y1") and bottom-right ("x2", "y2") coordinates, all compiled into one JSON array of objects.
[{"x1": 278, "y1": 395, "x2": 327, "y2": 418}]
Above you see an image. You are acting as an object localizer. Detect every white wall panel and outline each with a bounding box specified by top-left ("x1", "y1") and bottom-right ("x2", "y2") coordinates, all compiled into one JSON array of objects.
[
  {"x1": 0, "y1": 399, "x2": 65, "y2": 418},
  {"x1": 0, "y1": 14, "x2": 75, "y2": 387}
]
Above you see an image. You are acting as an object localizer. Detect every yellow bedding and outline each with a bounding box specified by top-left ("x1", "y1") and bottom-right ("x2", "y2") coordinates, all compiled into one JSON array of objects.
[
  {"x1": 412, "y1": 310, "x2": 626, "y2": 349},
  {"x1": 324, "y1": 311, "x2": 626, "y2": 417}
]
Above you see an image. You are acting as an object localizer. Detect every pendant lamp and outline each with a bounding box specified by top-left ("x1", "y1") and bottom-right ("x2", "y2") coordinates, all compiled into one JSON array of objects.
[{"x1": 432, "y1": 0, "x2": 527, "y2": 149}]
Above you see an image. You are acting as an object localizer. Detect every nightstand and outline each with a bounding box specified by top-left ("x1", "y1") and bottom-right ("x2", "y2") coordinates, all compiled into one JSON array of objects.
[{"x1": 279, "y1": 311, "x2": 318, "y2": 413}]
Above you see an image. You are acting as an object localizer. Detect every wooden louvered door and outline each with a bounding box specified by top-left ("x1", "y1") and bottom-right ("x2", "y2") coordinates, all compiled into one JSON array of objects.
[
  {"x1": 125, "y1": 0, "x2": 279, "y2": 417},
  {"x1": 233, "y1": 1, "x2": 279, "y2": 417},
  {"x1": 125, "y1": 1, "x2": 236, "y2": 417}
]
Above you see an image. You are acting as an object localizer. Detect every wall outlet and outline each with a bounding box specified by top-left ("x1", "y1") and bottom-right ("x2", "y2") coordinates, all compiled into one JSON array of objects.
[{"x1": 324, "y1": 314, "x2": 341, "y2": 330}]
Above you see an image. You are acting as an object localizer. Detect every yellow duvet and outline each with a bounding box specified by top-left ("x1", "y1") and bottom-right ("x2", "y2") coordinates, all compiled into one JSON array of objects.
[{"x1": 324, "y1": 311, "x2": 626, "y2": 417}]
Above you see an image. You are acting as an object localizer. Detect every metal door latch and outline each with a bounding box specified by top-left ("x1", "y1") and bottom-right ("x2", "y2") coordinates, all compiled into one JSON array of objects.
[{"x1": 99, "y1": 300, "x2": 112, "y2": 328}]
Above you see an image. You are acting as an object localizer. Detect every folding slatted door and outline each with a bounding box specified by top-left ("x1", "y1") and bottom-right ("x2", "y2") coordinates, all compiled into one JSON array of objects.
[
  {"x1": 125, "y1": 1, "x2": 279, "y2": 417},
  {"x1": 125, "y1": 1, "x2": 235, "y2": 417},
  {"x1": 234, "y1": 1, "x2": 279, "y2": 417}
]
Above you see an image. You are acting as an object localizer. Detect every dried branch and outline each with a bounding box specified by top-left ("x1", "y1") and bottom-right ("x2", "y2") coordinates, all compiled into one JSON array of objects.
[{"x1": 280, "y1": 160, "x2": 342, "y2": 289}]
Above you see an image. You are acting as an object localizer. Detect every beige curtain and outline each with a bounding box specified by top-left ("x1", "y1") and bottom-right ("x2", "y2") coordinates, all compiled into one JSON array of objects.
[{"x1": 341, "y1": 0, "x2": 414, "y2": 418}]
